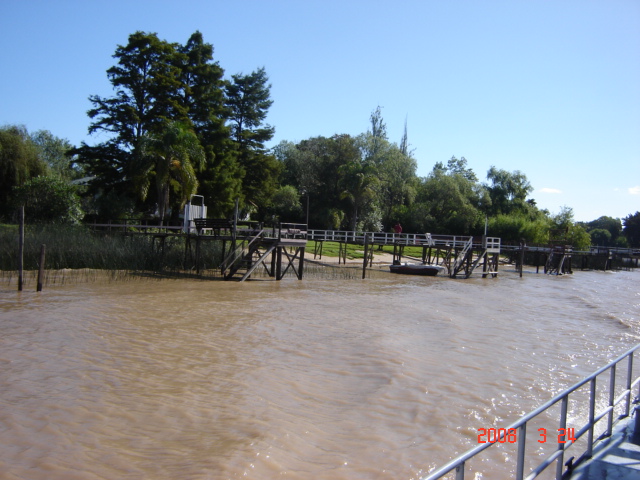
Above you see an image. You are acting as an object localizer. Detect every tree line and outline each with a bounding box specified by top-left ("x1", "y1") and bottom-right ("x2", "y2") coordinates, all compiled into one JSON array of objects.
[{"x1": 1, "y1": 30, "x2": 639, "y2": 249}]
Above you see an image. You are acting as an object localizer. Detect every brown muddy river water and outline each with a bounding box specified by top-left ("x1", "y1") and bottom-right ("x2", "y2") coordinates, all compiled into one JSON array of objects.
[{"x1": 1, "y1": 269, "x2": 638, "y2": 479}]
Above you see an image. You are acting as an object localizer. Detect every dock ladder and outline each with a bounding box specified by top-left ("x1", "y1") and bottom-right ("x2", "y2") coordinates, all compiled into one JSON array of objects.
[
  {"x1": 220, "y1": 230, "x2": 275, "y2": 281},
  {"x1": 449, "y1": 237, "x2": 474, "y2": 278}
]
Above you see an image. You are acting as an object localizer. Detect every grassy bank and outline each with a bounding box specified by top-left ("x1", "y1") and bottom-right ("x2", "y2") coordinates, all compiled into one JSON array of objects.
[{"x1": 311, "y1": 240, "x2": 426, "y2": 260}]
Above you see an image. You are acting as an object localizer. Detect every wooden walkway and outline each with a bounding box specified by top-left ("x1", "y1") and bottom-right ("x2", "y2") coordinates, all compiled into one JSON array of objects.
[
  {"x1": 88, "y1": 220, "x2": 639, "y2": 280},
  {"x1": 306, "y1": 230, "x2": 501, "y2": 279}
]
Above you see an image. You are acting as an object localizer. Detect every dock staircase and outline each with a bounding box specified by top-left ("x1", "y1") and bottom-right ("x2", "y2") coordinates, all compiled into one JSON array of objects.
[
  {"x1": 447, "y1": 236, "x2": 500, "y2": 279},
  {"x1": 545, "y1": 228, "x2": 573, "y2": 275},
  {"x1": 221, "y1": 231, "x2": 277, "y2": 281},
  {"x1": 449, "y1": 237, "x2": 474, "y2": 278},
  {"x1": 219, "y1": 230, "x2": 307, "y2": 282},
  {"x1": 545, "y1": 245, "x2": 573, "y2": 275}
]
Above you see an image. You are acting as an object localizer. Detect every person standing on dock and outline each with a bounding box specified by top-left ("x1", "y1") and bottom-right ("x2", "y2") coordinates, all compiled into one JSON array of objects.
[{"x1": 393, "y1": 222, "x2": 403, "y2": 234}]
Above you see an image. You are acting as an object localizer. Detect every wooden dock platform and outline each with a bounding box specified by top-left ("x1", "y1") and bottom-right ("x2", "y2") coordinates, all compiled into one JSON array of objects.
[{"x1": 88, "y1": 220, "x2": 638, "y2": 280}]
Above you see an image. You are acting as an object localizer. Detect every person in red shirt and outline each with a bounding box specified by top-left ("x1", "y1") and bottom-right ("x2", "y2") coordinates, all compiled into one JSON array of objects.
[{"x1": 393, "y1": 222, "x2": 402, "y2": 234}]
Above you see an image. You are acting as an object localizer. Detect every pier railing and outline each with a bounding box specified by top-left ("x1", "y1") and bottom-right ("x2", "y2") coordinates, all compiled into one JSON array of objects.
[
  {"x1": 306, "y1": 230, "x2": 499, "y2": 251},
  {"x1": 423, "y1": 343, "x2": 640, "y2": 480}
]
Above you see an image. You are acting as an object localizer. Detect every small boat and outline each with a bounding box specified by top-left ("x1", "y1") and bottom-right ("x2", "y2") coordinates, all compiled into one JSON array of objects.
[{"x1": 389, "y1": 263, "x2": 447, "y2": 276}]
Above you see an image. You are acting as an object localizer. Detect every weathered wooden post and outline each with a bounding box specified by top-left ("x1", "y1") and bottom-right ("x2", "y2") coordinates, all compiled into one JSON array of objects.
[
  {"x1": 298, "y1": 246, "x2": 305, "y2": 280},
  {"x1": 276, "y1": 246, "x2": 283, "y2": 280},
  {"x1": 362, "y1": 234, "x2": 369, "y2": 279},
  {"x1": 37, "y1": 244, "x2": 46, "y2": 292},
  {"x1": 519, "y1": 241, "x2": 525, "y2": 278},
  {"x1": 18, "y1": 205, "x2": 24, "y2": 291}
]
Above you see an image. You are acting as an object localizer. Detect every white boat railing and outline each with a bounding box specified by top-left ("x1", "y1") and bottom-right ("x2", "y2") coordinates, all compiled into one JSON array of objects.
[{"x1": 423, "y1": 343, "x2": 640, "y2": 480}]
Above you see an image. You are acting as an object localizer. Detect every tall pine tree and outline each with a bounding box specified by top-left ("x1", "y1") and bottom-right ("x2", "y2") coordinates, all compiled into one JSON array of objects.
[
  {"x1": 178, "y1": 31, "x2": 242, "y2": 217},
  {"x1": 225, "y1": 67, "x2": 280, "y2": 218},
  {"x1": 74, "y1": 31, "x2": 244, "y2": 219}
]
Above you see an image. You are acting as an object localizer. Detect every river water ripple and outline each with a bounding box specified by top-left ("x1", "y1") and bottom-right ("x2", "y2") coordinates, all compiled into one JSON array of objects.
[{"x1": 1, "y1": 269, "x2": 638, "y2": 479}]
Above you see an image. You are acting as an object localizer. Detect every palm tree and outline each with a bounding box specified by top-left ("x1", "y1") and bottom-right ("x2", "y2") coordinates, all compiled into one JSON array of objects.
[{"x1": 134, "y1": 121, "x2": 205, "y2": 224}]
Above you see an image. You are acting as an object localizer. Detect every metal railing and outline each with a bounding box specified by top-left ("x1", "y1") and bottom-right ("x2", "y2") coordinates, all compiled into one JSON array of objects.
[{"x1": 424, "y1": 344, "x2": 640, "y2": 480}]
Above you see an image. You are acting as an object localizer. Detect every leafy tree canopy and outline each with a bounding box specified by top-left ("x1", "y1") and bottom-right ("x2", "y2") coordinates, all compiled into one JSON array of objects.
[
  {"x1": 12, "y1": 176, "x2": 83, "y2": 224},
  {"x1": 135, "y1": 121, "x2": 205, "y2": 223},
  {"x1": 30, "y1": 129, "x2": 82, "y2": 181},
  {"x1": 73, "y1": 30, "x2": 270, "y2": 220},
  {"x1": 0, "y1": 125, "x2": 48, "y2": 219},
  {"x1": 581, "y1": 216, "x2": 623, "y2": 246},
  {"x1": 623, "y1": 212, "x2": 640, "y2": 248},
  {"x1": 486, "y1": 166, "x2": 533, "y2": 216}
]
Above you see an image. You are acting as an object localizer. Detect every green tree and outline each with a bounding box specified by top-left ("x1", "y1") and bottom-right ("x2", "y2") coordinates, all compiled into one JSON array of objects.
[
  {"x1": 135, "y1": 122, "x2": 205, "y2": 224},
  {"x1": 338, "y1": 154, "x2": 380, "y2": 231},
  {"x1": 178, "y1": 31, "x2": 226, "y2": 136},
  {"x1": 75, "y1": 31, "x2": 240, "y2": 219},
  {"x1": 74, "y1": 31, "x2": 185, "y2": 208},
  {"x1": 589, "y1": 228, "x2": 612, "y2": 246},
  {"x1": 178, "y1": 32, "x2": 242, "y2": 217},
  {"x1": 487, "y1": 214, "x2": 550, "y2": 244},
  {"x1": 418, "y1": 168, "x2": 485, "y2": 234},
  {"x1": 0, "y1": 125, "x2": 48, "y2": 219},
  {"x1": 358, "y1": 133, "x2": 417, "y2": 229},
  {"x1": 550, "y1": 206, "x2": 591, "y2": 250},
  {"x1": 271, "y1": 185, "x2": 303, "y2": 221},
  {"x1": 399, "y1": 117, "x2": 410, "y2": 156},
  {"x1": 367, "y1": 105, "x2": 387, "y2": 159},
  {"x1": 12, "y1": 176, "x2": 83, "y2": 223},
  {"x1": 30, "y1": 130, "x2": 82, "y2": 181},
  {"x1": 486, "y1": 166, "x2": 533, "y2": 215},
  {"x1": 433, "y1": 156, "x2": 478, "y2": 183},
  {"x1": 584, "y1": 216, "x2": 622, "y2": 245},
  {"x1": 226, "y1": 67, "x2": 275, "y2": 149},
  {"x1": 623, "y1": 212, "x2": 640, "y2": 248},
  {"x1": 225, "y1": 67, "x2": 279, "y2": 216},
  {"x1": 276, "y1": 137, "x2": 342, "y2": 228},
  {"x1": 88, "y1": 31, "x2": 185, "y2": 146},
  {"x1": 278, "y1": 135, "x2": 371, "y2": 229}
]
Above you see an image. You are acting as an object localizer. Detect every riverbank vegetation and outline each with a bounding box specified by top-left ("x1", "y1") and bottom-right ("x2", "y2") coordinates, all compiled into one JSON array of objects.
[
  {"x1": 2, "y1": 29, "x2": 639, "y2": 250},
  {"x1": 0, "y1": 224, "x2": 222, "y2": 273}
]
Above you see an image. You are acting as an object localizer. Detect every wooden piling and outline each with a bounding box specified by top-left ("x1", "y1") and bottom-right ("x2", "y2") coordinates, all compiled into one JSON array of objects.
[
  {"x1": 362, "y1": 234, "x2": 369, "y2": 279},
  {"x1": 276, "y1": 246, "x2": 283, "y2": 280},
  {"x1": 18, "y1": 206, "x2": 24, "y2": 291},
  {"x1": 298, "y1": 247, "x2": 305, "y2": 280},
  {"x1": 37, "y1": 244, "x2": 46, "y2": 292}
]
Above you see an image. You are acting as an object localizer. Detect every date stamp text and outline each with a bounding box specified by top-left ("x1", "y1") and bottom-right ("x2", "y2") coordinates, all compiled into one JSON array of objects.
[{"x1": 477, "y1": 427, "x2": 576, "y2": 444}]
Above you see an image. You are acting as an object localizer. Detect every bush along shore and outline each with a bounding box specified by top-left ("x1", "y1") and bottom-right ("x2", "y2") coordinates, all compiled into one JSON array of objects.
[{"x1": 0, "y1": 224, "x2": 225, "y2": 286}]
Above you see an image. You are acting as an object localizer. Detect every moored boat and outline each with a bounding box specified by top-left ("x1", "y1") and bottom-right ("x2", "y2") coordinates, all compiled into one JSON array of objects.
[{"x1": 389, "y1": 263, "x2": 446, "y2": 276}]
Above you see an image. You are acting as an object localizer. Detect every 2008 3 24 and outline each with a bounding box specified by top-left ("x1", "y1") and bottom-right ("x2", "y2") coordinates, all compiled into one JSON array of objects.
[{"x1": 477, "y1": 427, "x2": 576, "y2": 444}]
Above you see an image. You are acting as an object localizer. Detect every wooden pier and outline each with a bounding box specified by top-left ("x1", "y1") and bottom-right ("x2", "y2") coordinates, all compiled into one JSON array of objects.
[
  {"x1": 186, "y1": 220, "x2": 307, "y2": 282},
  {"x1": 88, "y1": 220, "x2": 638, "y2": 280},
  {"x1": 89, "y1": 220, "x2": 502, "y2": 280},
  {"x1": 306, "y1": 230, "x2": 502, "y2": 279},
  {"x1": 502, "y1": 243, "x2": 639, "y2": 274}
]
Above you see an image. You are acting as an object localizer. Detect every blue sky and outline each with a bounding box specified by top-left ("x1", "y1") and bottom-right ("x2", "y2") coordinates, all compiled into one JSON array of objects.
[{"x1": 1, "y1": 0, "x2": 639, "y2": 222}]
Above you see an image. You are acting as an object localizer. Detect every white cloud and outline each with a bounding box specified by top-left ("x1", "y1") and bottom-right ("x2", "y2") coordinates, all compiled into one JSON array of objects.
[
  {"x1": 539, "y1": 187, "x2": 562, "y2": 194},
  {"x1": 629, "y1": 186, "x2": 640, "y2": 195}
]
